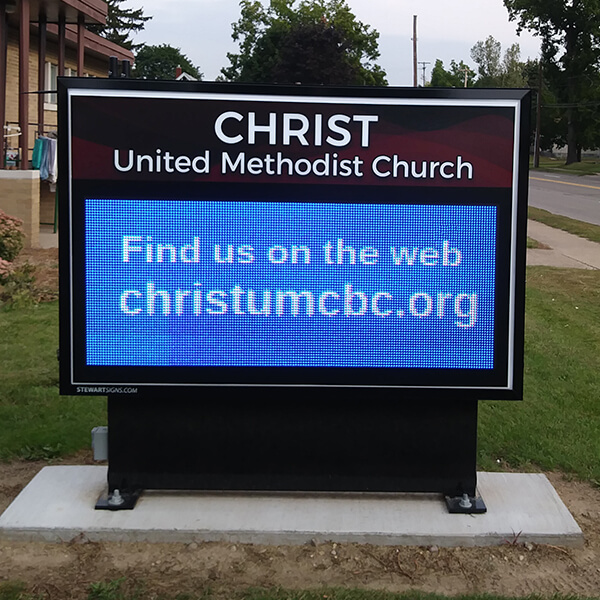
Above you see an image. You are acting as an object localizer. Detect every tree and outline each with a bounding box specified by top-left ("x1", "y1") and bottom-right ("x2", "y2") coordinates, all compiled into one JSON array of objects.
[
  {"x1": 133, "y1": 45, "x2": 203, "y2": 80},
  {"x1": 501, "y1": 43, "x2": 526, "y2": 87},
  {"x1": 522, "y1": 58, "x2": 565, "y2": 151},
  {"x1": 470, "y1": 36, "x2": 502, "y2": 86},
  {"x1": 429, "y1": 59, "x2": 476, "y2": 88},
  {"x1": 88, "y1": 0, "x2": 151, "y2": 51},
  {"x1": 221, "y1": 0, "x2": 387, "y2": 85},
  {"x1": 470, "y1": 36, "x2": 526, "y2": 88},
  {"x1": 503, "y1": 0, "x2": 600, "y2": 163}
]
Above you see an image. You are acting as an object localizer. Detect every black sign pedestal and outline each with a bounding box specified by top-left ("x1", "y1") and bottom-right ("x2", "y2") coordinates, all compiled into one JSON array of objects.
[{"x1": 96, "y1": 390, "x2": 487, "y2": 513}]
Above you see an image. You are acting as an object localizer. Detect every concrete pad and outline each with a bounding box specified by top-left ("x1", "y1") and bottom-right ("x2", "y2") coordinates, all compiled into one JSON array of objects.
[{"x1": 0, "y1": 466, "x2": 583, "y2": 547}]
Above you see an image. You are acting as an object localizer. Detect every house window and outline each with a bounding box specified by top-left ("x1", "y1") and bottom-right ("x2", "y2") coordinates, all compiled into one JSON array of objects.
[{"x1": 45, "y1": 63, "x2": 75, "y2": 107}]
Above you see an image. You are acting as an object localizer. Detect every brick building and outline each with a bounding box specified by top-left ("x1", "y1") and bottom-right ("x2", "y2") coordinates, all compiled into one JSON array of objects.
[{"x1": 0, "y1": 0, "x2": 133, "y2": 246}]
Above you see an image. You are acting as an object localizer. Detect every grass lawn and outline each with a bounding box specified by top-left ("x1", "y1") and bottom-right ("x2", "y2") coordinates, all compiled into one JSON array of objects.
[
  {"x1": 528, "y1": 206, "x2": 600, "y2": 244},
  {"x1": 1, "y1": 268, "x2": 599, "y2": 483},
  {"x1": 0, "y1": 301, "x2": 105, "y2": 460},
  {"x1": 240, "y1": 591, "x2": 599, "y2": 600},
  {"x1": 530, "y1": 156, "x2": 600, "y2": 176},
  {"x1": 527, "y1": 236, "x2": 548, "y2": 249},
  {"x1": 2, "y1": 582, "x2": 598, "y2": 600},
  {"x1": 241, "y1": 590, "x2": 600, "y2": 600},
  {"x1": 478, "y1": 267, "x2": 600, "y2": 481}
]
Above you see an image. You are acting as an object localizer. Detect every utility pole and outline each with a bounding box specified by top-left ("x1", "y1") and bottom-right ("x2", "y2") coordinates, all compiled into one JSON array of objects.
[
  {"x1": 418, "y1": 61, "x2": 430, "y2": 87},
  {"x1": 412, "y1": 15, "x2": 418, "y2": 87},
  {"x1": 459, "y1": 66, "x2": 471, "y2": 88},
  {"x1": 534, "y1": 60, "x2": 543, "y2": 168}
]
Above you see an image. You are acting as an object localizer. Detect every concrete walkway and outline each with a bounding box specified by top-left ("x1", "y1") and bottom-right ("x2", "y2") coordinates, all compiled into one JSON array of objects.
[
  {"x1": 38, "y1": 226, "x2": 58, "y2": 249},
  {"x1": 527, "y1": 220, "x2": 600, "y2": 269}
]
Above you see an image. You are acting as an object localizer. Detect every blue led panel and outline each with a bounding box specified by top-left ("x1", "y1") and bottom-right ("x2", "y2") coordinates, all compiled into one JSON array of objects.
[{"x1": 85, "y1": 200, "x2": 496, "y2": 369}]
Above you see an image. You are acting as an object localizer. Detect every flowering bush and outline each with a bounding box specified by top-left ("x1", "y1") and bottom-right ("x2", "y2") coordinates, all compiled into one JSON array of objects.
[
  {"x1": 0, "y1": 256, "x2": 13, "y2": 283},
  {"x1": 0, "y1": 209, "x2": 25, "y2": 262},
  {"x1": 0, "y1": 210, "x2": 36, "y2": 307}
]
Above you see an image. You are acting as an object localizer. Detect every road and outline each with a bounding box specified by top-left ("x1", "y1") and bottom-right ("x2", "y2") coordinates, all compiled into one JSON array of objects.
[{"x1": 528, "y1": 172, "x2": 600, "y2": 225}]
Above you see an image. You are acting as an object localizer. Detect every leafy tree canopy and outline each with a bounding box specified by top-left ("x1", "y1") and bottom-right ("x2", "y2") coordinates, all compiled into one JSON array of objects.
[
  {"x1": 88, "y1": 0, "x2": 151, "y2": 51},
  {"x1": 471, "y1": 36, "x2": 502, "y2": 84},
  {"x1": 504, "y1": 0, "x2": 600, "y2": 71},
  {"x1": 429, "y1": 59, "x2": 476, "y2": 88},
  {"x1": 501, "y1": 42, "x2": 527, "y2": 87},
  {"x1": 470, "y1": 36, "x2": 526, "y2": 87},
  {"x1": 222, "y1": 0, "x2": 387, "y2": 85},
  {"x1": 503, "y1": 0, "x2": 600, "y2": 162},
  {"x1": 133, "y1": 44, "x2": 203, "y2": 80}
]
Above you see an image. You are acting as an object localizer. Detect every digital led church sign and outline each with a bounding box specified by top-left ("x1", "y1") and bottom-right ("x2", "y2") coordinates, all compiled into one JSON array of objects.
[{"x1": 59, "y1": 81, "x2": 529, "y2": 398}]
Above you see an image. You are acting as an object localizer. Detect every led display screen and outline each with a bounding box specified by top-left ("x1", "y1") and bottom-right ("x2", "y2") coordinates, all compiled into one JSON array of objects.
[
  {"x1": 59, "y1": 81, "x2": 529, "y2": 397},
  {"x1": 86, "y1": 199, "x2": 496, "y2": 369}
]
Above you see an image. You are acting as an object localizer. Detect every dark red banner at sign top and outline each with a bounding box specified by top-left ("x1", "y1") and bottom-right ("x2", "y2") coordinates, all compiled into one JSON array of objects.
[{"x1": 71, "y1": 95, "x2": 516, "y2": 188}]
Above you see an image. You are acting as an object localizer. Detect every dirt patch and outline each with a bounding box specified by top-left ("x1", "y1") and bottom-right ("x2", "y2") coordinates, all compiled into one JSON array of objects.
[
  {"x1": 14, "y1": 247, "x2": 59, "y2": 302},
  {"x1": 1, "y1": 460, "x2": 600, "y2": 599}
]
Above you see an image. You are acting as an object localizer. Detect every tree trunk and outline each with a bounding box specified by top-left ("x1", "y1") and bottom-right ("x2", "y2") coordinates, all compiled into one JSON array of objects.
[
  {"x1": 565, "y1": 108, "x2": 578, "y2": 165},
  {"x1": 564, "y1": 27, "x2": 579, "y2": 165}
]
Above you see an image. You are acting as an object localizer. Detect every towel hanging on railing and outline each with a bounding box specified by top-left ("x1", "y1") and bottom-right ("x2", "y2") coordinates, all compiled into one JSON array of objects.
[{"x1": 33, "y1": 136, "x2": 57, "y2": 183}]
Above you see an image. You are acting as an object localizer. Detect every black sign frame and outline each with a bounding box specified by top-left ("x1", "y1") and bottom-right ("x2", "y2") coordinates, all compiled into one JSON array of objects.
[{"x1": 59, "y1": 79, "x2": 530, "y2": 400}]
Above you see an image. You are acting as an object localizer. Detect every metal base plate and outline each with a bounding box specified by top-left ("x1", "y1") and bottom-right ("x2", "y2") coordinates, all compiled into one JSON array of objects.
[
  {"x1": 95, "y1": 489, "x2": 141, "y2": 511},
  {"x1": 445, "y1": 494, "x2": 487, "y2": 514}
]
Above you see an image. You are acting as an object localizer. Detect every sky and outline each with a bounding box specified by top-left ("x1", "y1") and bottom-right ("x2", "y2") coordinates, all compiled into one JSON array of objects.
[{"x1": 123, "y1": 0, "x2": 541, "y2": 85}]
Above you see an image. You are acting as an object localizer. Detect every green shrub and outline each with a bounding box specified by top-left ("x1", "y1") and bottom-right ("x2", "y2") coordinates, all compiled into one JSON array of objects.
[{"x1": 0, "y1": 262, "x2": 37, "y2": 308}]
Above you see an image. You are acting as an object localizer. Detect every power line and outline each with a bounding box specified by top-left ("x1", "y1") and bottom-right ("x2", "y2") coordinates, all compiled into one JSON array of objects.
[{"x1": 543, "y1": 101, "x2": 600, "y2": 108}]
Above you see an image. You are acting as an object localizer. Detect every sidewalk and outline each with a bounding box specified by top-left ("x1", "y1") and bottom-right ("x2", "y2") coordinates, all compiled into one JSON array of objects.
[
  {"x1": 39, "y1": 226, "x2": 58, "y2": 249},
  {"x1": 527, "y1": 220, "x2": 600, "y2": 269}
]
